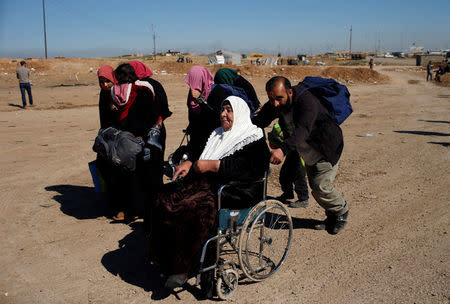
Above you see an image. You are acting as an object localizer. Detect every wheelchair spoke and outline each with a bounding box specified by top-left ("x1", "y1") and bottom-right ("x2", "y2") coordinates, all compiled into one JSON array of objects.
[{"x1": 238, "y1": 200, "x2": 293, "y2": 281}]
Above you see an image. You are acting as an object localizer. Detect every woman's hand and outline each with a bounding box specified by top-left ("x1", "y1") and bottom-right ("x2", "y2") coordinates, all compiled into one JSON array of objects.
[
  {"x1": 193, "y1": 160, "x2": 220, "y2": 174},
  {"x1": 172, "y1": 160, "x2": 192, "y2": 181},
  {"x1": 191, "y1": 89, "x2": 201, "y2": 99}
]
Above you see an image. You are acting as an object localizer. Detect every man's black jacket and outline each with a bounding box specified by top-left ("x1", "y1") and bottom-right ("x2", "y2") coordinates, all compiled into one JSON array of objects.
[{"x1": 252, "y1": 84, "x2": 343, "y2": 166}]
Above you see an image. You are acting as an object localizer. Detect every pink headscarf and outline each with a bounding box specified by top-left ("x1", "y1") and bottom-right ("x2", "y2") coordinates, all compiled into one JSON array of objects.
[
  {"x1": 97, "y1": 65, "x2": 117, "y2": 84},
  {"x1": 184, "y1": 66, "x2": 214, "y2": 98},
  {"x1": 184, "y1": 66, "x2": 214, "y2": 114},
  {"x1": 129, "y1": 60, "x2": 153, "y2": 79}
]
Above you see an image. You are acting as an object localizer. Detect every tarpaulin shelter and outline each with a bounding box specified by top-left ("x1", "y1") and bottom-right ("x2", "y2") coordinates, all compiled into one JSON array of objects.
[{"x1": 208, "y1": 50, "x2": 241, "y2": 65}]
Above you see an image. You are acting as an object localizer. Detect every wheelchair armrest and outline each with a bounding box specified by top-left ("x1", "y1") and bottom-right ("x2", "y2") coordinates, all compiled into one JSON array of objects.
[{"x1": 217, "y1": 169, "x2": 271, "y2": 209}]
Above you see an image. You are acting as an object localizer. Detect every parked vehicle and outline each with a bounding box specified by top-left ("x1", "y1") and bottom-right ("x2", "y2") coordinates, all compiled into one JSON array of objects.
[{"x1": 392, "y1": 52, "x2": 406, "y2": 58}]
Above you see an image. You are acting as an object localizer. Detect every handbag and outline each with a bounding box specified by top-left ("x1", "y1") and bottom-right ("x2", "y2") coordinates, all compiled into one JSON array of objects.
[{"x1": 92, "y1": 127, "x2": 143, "y2": 172}]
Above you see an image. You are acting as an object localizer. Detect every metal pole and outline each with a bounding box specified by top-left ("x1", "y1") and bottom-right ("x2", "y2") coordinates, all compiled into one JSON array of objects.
[
  {"x1": 152, "y1": 24, "x2": 156, "y2": 61},
  {"x1": 349, "y1": 25, "x2": 352, "y2": 54},
  {"x1": 42, "y1": 0, "x2": 48, "y2": 59}
]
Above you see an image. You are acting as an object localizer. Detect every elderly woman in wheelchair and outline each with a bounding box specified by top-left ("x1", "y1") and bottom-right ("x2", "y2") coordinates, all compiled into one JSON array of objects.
[{"x1": 149, "y1": 96, "x2": 293, "y2": 298}]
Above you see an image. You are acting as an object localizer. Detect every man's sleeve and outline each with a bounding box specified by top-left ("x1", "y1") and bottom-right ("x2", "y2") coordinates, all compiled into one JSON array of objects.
[
  {"x1": 281, "y1": 93, "x2": 319, "y2": 153},
  {"x1": 251, "y1": 102, "x2": 276, "y2": 128}
]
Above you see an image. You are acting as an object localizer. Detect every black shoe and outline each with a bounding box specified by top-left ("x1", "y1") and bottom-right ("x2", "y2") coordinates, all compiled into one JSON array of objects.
[
  {"x1": 314, "y1": 210, "x2": 349, "y2": 234},
  {"x1": 327, "y1": 211, "x2": 349, "y2": 235},
  {"x1": 276, "y1": 192, "x2": 294, "y2": 204},
  {"x1": 289, "y1": 199, "x2": 309, "y2": 208}
]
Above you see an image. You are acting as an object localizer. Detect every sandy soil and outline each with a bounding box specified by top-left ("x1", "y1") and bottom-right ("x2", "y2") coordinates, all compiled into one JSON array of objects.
[{"x1": 0, "y1": 60, "x2": 449, "y2": 303}]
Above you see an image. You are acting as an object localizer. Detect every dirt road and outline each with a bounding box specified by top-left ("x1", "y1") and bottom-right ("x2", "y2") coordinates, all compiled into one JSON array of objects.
[{"x1": 0, "y1": 66, "x2": 448, "y2": 303}]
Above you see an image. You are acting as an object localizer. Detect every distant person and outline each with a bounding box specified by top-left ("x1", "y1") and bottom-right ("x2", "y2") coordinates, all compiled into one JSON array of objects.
[
  {"x1": 369, "y1": 58, "x2": 374, "y2": 70},
  {"x1": 252, "y1": 76, "x2": 349, "y2": 235},
  {"x1": 435, "y1": 63, "x2": 446, "y2": 83},
  {"x1": 16, "y1": 61, "x2": 33, "y2": 108},
  {"x1": 214, "y1": 67, "x2": 261, "y2": 111},
  {"x1": 426, "y1": 61, "x2": 433, "y2": 81}
]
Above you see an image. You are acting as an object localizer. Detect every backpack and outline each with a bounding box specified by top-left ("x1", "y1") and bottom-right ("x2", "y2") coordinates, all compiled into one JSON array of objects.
[
  {"x1": 92, "y1": 127, "x2": 143, "y2": 172},
  {"x1": 298, "y1": 76, "x2": 352, "y2": 124}
]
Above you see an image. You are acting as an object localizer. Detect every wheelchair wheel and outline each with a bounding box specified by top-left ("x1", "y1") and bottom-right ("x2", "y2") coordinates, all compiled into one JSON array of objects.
[
  {"x1": 238, "y1": 199, "x2": 293, "y2": 281},
  {"x1": 216, "y1": 269, "x2": 239, "y2": 300}
]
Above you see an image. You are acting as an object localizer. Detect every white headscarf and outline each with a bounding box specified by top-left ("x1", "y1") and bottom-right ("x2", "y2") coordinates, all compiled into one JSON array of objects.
[{"x1": 199, "y1": 96, "x2": 264, "y2": 160}]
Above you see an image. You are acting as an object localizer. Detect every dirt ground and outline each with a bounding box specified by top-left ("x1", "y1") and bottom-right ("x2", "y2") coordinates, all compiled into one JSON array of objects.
[{"x1": 0, "y1": 59, "x2": 449, "y2": 304}]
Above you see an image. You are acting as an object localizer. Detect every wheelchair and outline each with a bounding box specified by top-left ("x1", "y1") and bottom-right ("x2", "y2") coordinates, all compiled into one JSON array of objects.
[{"x1": 195, "y1": 171, "x2": 293, "y2": 300}]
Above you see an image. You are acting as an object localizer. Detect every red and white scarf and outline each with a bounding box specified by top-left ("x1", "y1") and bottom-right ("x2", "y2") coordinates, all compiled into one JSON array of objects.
[{"x1": 111, "y1": 80, "x2": 155, "y2": 121}]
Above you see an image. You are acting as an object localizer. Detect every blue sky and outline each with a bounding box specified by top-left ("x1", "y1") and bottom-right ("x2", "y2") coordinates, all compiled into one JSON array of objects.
[{"x1": 1, "y1": 0, "x2": 449, "y2": 58}]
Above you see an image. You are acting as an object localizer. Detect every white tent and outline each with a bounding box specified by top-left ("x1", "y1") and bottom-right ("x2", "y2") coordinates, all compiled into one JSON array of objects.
[
  {"x1": 208, "y1": 51, "x2": 241, "y2": 65},
  {"x1": 263, "y1": 57, "x2": 278, "y2": 66}
]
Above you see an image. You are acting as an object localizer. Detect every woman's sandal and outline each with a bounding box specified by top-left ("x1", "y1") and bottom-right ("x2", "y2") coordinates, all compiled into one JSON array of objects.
[
  {"x1": 112, "y1": 212, "x2": 125, "y2": 221},
  {"x1": 165, "y1": 273, "x2": 188, "y2": 289}
]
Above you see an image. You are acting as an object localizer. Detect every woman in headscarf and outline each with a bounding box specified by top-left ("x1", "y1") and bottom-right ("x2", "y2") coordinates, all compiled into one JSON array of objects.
[
  {"x1": 95, "y1": 66, "x2": 121, "y2": 217},
  {"x1": 129, "y1": 60, "x2": 172, "y2": 121},
  {"x1": 109, "y1": 63, "x2": 168, "y2": 224},
  {"x1": 97, "y1": 65, "x2": 117, "y2": 128},
  {"x1": 214, "y1": 67, "x2": 260, "y2": 111},
  {"x1": 183, "y1": 66, "x2": 218, "y2": 160},
  {"x1": 149, "y1": 96, "x2": 271, "y2": 289}
]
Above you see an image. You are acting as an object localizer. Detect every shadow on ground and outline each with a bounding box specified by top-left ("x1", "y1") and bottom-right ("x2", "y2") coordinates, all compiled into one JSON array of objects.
[
  {"x1": 291, "y1": 216, "x2": 324, "y2": 229},
  {"x1": 8, "y1": 103, "x2": 23, "y2": 109},
  {"x1": 101, "y1": 222, "x2": 185, "y2": 301},
  {"x1": 428, "y1": 142, "x2": 450, "y2": 147},
  {"x1": 418, "y1": 119, "x2": 450, "y2": 124},
  {"x1": 394, "y1": 130, "x2": 450, "y2": 137},
  {"x1": 45, "y1": 184, "x2": 109, "y2": 220}
]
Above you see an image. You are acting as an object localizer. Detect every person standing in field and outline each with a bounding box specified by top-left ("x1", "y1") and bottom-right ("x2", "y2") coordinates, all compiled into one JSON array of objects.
[
  {"x1": 16, "y1": 61, "x2": 33, "y2": 109},
  {"x1": 369, "y1": 58, "x2": 374, "y2": 70},
  {"x1": 426, "y1": 61, "x2": 433, "y2": 81}
]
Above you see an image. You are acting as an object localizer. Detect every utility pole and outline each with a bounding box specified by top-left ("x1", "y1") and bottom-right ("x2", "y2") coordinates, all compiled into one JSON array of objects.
[
  {"x1": 152, "y1": 24, "x2": 156, "y2": 61},
  {"x1": 349, "y1": 25, "x2": 352, "y2": 53},
  {"x1": 42, "y1": 0, "x2": 48, "y2": 59}
]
